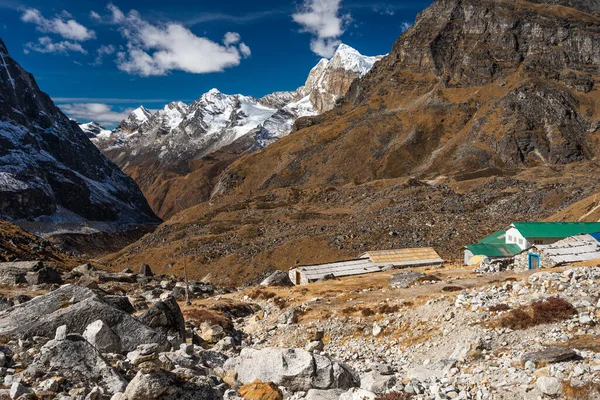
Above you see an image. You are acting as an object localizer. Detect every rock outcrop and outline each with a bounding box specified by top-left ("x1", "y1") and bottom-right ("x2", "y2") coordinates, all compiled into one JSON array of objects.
[
  {"x1": 0, "y1": 285, "x2": 168, "y2": 351},
  {"x1": 224, "y1": 347, "x2": 359, "y2": 391},
  {"x1": 0, "y1": 38, "x2": 160, "y2": 232},
  {"x1": 217, "y1": 0, "x2": 600, "y2": 195}
]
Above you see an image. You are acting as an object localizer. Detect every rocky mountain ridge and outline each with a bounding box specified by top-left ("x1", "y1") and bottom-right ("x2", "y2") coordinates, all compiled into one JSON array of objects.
[
  {"x1": 0, "y1": 38, "x2": 160, "y2": 234},
  {"x1": 215, "y1": 0, "x2": 600, "y2": 196},
  {"x1": 104, "y1": 0, "x2": 600, "y2": 285},
  {"x1": 89, "y1": 44, "x2": 382, "y2": 219}
]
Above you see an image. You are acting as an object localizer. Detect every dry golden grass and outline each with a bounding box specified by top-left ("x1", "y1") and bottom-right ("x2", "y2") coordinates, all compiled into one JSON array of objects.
[
  {"x1": 562, "y1": 381, "x2": 600, "y2": 400},
  {"x1": 494, "y1": 297, "x2": 576, "y2": 330}
]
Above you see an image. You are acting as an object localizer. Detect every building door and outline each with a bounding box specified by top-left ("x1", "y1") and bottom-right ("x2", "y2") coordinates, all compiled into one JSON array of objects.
[
  {"x1": 295, "y1": 270, "x2": 301, "y2": 285},
  {"x1": 528, "y1": 253, "x2": 541, "y2": 270}
]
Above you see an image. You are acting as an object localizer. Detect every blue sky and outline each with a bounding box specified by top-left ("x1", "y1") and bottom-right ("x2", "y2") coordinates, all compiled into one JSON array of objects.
[{"x1": 1, "y1": 0, "x2": 432, "y2": 127}]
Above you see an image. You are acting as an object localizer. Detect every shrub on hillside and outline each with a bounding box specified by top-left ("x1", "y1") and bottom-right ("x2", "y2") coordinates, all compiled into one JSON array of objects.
[{"x1": 497, "y1": 297, "x2": 576, "y2": 330}]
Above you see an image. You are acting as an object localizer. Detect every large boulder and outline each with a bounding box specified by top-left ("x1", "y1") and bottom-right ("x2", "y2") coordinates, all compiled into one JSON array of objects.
[
  {"x1": 0, "y1": 285, "x2": 165, "y2": 351},
  {"x1": 139, "y1": 264, "x2": 154, "y2": 277},
  {"x1": 139, "y1": 296, "x2": 186, "y2": 347},
  {"x1": 25, "y1": 334, "x2": 127, "y2": 395},
  {"x1": 123, "y1": 370, "x2": 217, "y2": 400},
  {"x1": 25, "y1": 266, "x2": 63, "y2": 285},
  {"x1": 260, "y1": 271, "x2": 293, "y2": 287},
  {"x1": 225, "y1": 348, "x2": 358, "y2": 392},
  {"x1": 360, "y1": 371, "x2": 396, "y2": 394}
]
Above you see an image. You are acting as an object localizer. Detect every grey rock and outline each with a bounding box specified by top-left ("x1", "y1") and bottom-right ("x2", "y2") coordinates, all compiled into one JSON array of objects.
[
  {"x1": 523, "y1": 347, "x2": 578, "y2": 364},
  {"x1": 536, "y1": 376, "x2": 562, "y2": 396},
  {"x1": 0, "y1": 285, "x2": 164, "y2": 352},
  {"x1": 25, "y1": 266, "x2": 63, "y2": 286},
  {"x1": 339, "y1": 388, "x2": 377, "y2": 400},
  {"x1": 305, "y1": 389, "x2": 345, "y2": 400},
  {"x1": 73, "y1": 264, "x2": 97, "y2": 275},
  {"x1": 197, "y1": 350, "x2": 229, "y2": 369},
  {"x1": 10, "y1": 382, "x2": 30, "y2": 399},
  {"x1": 228, "y1": 347, "x2": 358, "y2": 392},
  {"x1": 389, "y1": 272, "x2": 426, "y2": 289},
  {"x1": 278, "y1": 308, "x2": 300, "y2": 325},
  {"x1": 85, "y1": 386, "x2": 104, "y2": 400},
  {"x1": 139, "y1": 264, "x2": 154, "y2": 277},
  {"x1": 123, "y1": 370, "x2": 217, "y2": 400},
  {"x1": 55, "y1": 325, "x2": 67, "y2": 341},
  {"x1": 305, "y1": 340, "x2": 324, "y2": 352},
  {"x1": 103, "y1": 296, "x2": 136, "y2": 314},
  {"x1": 360, "y1": 372, "x2": 396, "y2": 394},
  {"x1": 213, "y1": 337, "x2": 236, "y2": 352},
  {"x1": 139, "y1": 297, "x2": 186, "y2": 347},
  {"x1": 25, "y1": 335, "x2": 127, "y2": 394},
  {"x1": 260, "y1": 271, "x2": 293, "y2": 287},
  {"x1": 83, "y1": 320, "x2": 122, "y2": 354}
]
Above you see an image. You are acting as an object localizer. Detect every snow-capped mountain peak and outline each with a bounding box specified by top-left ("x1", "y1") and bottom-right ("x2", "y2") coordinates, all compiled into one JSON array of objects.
[
  {"x1": 79, "y1": 121, "x2": 111, "y2": 139},
  {"x1": 93, "y1": 43, "x2": 382, "y2": 173},
  {"x1": 131, "y1": 106, "x2": 151, "y2": 123},
  {"x1": 329, "y1": 43, "x2": 383, "y2": 76}
]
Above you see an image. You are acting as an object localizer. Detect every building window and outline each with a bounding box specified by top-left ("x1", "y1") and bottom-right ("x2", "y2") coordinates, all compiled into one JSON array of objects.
[
  {"x1": 519, "y1": 238, "x2": 524, "y2": 245},
  {"x1": 507, "y1": 235, "x2": 512, "y2": 242},
  {"x1": 534, "y1": 240, "x2": 543, "y2": 245}
]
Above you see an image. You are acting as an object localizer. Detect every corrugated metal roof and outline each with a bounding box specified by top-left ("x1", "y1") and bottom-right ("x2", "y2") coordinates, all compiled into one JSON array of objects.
[
  {"x1": 296, "y1": 259, "x2": 383, "y2": 280},
  {"x1": 360, "y1": 248, "x2": 443, "y2": 264},
  {"x1": 512, "y1": 222, "x2": 600, "y2": 239},
  {"x1": 466, "y1": 243, "x2": 522, "y2": 258},
  {"x1": 537, "y1": 234, "x2": 600, "y2": 265},
  {"x1": 479, "y1": 230, "x2": 508, "y2": 245}
]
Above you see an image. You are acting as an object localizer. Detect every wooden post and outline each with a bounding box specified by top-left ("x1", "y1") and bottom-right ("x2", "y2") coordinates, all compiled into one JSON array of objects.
[{"x1": 184, "y1": 259, "x2": 191, "y2": 306}]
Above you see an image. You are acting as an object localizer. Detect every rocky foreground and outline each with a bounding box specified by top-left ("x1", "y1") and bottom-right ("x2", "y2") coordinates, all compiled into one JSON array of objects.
[{"x1": 0, "y1": 263, "x2": 599, "y2": 399}]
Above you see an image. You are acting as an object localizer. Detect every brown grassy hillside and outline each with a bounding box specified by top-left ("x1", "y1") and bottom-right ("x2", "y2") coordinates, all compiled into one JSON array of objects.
[
  {"x1": 0, "y1": 220, "x2": 79, "y2": 267},
  {"x1": 104, "y1": 0, "x2": 600, "y2": 285}
]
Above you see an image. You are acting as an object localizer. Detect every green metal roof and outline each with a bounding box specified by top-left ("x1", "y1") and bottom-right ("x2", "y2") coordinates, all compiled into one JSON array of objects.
[
  {"x1": 479, "y1": 229, "x2": 507, "y2": 245},
  {"x1": 466, "y1": 243, "x2": 522, "y2": 258},
  {"x1": 512, "y1": 222, "x2": 600, "y2": 239}
]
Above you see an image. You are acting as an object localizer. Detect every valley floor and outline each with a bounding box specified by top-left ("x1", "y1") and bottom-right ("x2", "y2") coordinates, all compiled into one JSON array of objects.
[{"x1": 0, "y1": 259, "x2": 599, "y2": 399}]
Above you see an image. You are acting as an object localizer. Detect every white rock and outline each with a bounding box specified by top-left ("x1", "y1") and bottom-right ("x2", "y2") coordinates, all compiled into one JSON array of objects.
[
  {"x1": 339, "y1": 388, "x2": 377, "y2": 400},
  {"x1": 10, "y1": 382, "x2": 30, "y2": 399},
  {"x1": 372, "y1": 323, "x2": 383, "y2": 337},
  {"x1": 55, "y1": 325, "x2": 67, "y2": 341},
  {"x1": 83, "y1": 320, "x2": 122, "y2": 354},
  {"x1": 536, "y1": 376, "x2": 562, "y2": 396}
]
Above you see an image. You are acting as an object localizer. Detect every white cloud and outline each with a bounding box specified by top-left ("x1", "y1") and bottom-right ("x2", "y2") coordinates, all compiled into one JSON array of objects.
[
  {"x1": 239, "y1": 43, "x2": 251, "y2": 58},
  {"x1": 24, "y1": 36, "x2": 87, "y2": 54},
  {"x1": 292, "y1": 0, "x2": 350, "y2": 58},
  {"x1": 59, "y1": 103, "x2": 134, "y2": 126},
  {"x1": 53, "y1": 97, "x2": 172, "y2": 103},
  {"x1": 372, "y1": 5, "x2": 395, "y2": 16},
  {"x1": 107, "y1": 3, "x2": 125, "y2": 23},
  {"x1": 401, "y1": 21, "x2": 412, "y2": 33},
  {"x1": 90, "y1": 11, "x2": 101, "y2": 22},
  {"x1": 21, "y1": 8, "x2": 96, "y2": 41},
  {"x1": 105, "y1": 4, "x2": 250, "y2": 77},
  {"x1": 223, "y1": 32, "x2": 240, "y2": 46},
  {"x1": 94, "y1": 44, "x2": 116, "y2": 65}
]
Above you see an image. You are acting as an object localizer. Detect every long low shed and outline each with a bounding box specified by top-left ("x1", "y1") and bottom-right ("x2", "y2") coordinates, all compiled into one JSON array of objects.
[{"x1": 289, "y1": 248, "x2": 444, "y2": 285}]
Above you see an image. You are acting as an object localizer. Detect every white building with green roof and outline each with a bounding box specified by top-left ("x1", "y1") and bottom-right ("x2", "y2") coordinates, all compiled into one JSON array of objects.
[{"x1": 464, "y1": 222, "x2": 600, "y2": 265}]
